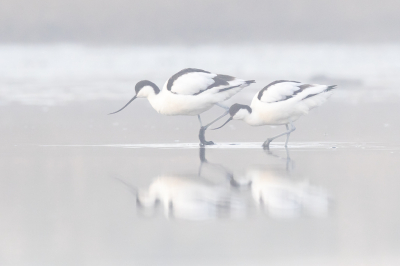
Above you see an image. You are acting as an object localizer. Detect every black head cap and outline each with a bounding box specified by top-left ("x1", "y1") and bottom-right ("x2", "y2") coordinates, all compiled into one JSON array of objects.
[
  {"x1": 229, "y1": 103, "x2": 252, "y2": 116},
  {"x1": 135, "y1": 80, "x2": 160, "y2": 94}
]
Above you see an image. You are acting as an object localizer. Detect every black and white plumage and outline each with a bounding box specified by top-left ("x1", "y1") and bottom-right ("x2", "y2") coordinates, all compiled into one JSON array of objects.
[
  {"x1": 213, "y1": 80, "x2": 337, "y2": 149},
  {"x1": 109, "y1": 68, "x2": 255, "y2": 145},
  {"x1": 166, "y1": 68, "x2": 244, "y2": 96}
]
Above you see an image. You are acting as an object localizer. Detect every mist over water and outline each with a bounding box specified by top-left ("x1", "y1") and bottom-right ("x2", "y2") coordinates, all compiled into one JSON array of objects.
[
  {"x1": 1, "y1": 0, "x2": 400, "y2": 265},
  {"x1": 1, "y1": 43, "x2": 400, "y2": 106}
]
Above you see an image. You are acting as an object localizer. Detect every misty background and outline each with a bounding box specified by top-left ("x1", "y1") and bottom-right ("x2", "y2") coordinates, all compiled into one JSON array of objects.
[
  {"x1": 1, "y1": 0, "x2": 399, "y2": 44},
  {"x1": 2, "y1": 1, "x2": 400, "y2": 266}
]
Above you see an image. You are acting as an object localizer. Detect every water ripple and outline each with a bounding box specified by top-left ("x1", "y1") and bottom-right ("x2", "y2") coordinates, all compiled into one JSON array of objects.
[{"x1": 38, "y1": 142, "x2": 400, "y2": 151}]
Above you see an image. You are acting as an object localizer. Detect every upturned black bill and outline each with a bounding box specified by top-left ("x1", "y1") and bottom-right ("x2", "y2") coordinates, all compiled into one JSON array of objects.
[
  {"x1": 108, "y1": 95, "x2": 137, "y2": 115},
  {"x1": 211, "y1": 117, "x2": 233, "y2": 130}
]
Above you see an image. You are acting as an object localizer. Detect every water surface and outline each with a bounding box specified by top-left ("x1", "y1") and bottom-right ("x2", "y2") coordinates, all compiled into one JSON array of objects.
[{"x1": 1, "y1": 44, "x2": 400, "y2": 265}]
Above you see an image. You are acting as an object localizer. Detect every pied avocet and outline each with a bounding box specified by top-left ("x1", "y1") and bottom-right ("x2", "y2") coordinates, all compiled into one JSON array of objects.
[
  {"x1": 213, "y1": 80, "x2": 336, "y2": 148},
  {"x1": 109, "y1": 68, "x2": 255, "y2": 145}
]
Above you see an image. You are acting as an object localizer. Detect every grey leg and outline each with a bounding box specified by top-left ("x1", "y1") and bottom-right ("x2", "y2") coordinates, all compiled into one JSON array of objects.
[
  {"x1": 284, "y1": 124, "x2": 290, "y2": 147},
  {"x1": 284, "y1": 146, "x2": 294, "y2": 171},
  {"x1": 262, "y1": 122, "x2": 296, "y2": 149},
  {"x1": 198, "y1": 147, "x2": 207, "y2": 176},
  {"x1": 198, "y1": 115, "x2": 203, "y2": 127},
  {"x1": 198, "y1": 110, "x2": 230, "y2": 146},
  {"x1": 264, "y1": 145, "x2": 294, "y2": 172}
]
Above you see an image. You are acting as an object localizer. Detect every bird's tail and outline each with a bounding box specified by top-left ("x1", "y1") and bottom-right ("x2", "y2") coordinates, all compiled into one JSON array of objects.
[
  {"x1": 301, "y1": 85, "x2": 337, "y2": 101},
  {"x1": 326, "y1": 85, "x2": 337, "y2": 91}
]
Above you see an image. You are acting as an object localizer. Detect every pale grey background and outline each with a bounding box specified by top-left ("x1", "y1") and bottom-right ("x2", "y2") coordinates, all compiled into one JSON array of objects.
[
  {"x1": 1, "y1": 0, "x2": 399, "y2": 43},
  {"x1": 1, "y1": 1, "x2": 400, "y2": 265}
]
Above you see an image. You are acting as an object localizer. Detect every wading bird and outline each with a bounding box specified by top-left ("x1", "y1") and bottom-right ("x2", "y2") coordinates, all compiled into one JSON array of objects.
[
  {"x1": 109, "y1": 68, "x2": 255, "y2": 145},
  {"x1": 213, "y1": 80, "x2": 336, "y2": 149}
]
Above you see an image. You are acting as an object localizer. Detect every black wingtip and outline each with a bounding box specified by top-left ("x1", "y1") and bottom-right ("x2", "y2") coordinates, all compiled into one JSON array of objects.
[
  {"x1": 246, "y1": 80, "x2": 256, "y2": 84},
  {"x1": 327, "y1": 85, "x2": 337, "y2": 91}
]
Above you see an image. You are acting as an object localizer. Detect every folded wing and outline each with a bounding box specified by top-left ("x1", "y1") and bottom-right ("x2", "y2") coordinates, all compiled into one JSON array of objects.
[
  {"x1": 257, "y1": 80, "x2": 335, "y2": 104},
  {"x1": 165, "y1": 68, "x2": 251, "y2": 95}
]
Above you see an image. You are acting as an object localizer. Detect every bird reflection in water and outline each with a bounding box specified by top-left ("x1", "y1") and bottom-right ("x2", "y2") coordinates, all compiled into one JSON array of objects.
[
  {"x1": 115, "y1": 147, "x2": 330, "y2": 220},
  {"x1": 116, "y1": 148, "x2": 247, "y2": 220},
  {"x1": 234, "y1": 148, "x2": 330, "y2": 218},
  {"x1": 264, "y1": 146, "x2": 294, "y2": 172}
]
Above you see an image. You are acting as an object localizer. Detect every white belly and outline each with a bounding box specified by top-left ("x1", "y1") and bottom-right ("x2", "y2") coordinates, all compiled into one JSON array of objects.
[
  {"x1": 245, "y1": 89, "x2": 332, "y2": 126},
  {"x1": 247, "y1": 100, "x2": 307, "y2": 126},
  {"x1": 148, "y1": 92, "x2": 217, "y2": 116}
]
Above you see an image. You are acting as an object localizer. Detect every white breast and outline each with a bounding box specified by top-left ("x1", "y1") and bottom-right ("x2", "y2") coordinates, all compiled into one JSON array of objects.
[{"x1": 148, "y1": 90, "x2": 216, "y2": 116}]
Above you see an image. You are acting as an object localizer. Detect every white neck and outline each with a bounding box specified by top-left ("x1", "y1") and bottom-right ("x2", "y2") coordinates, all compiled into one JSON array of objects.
[{"x1": 146, "y1": 92, "x2": 164, "y2": 114}]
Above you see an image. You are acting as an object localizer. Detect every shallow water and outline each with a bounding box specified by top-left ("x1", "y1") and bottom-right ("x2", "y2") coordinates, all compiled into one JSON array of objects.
[
  {"x1": 1, "y1": 44, "x2": 400, "y2": 265},
  {"x1": 2, "y1": 141, "x2": 400, "y2": 265},
  {"x1": 2, "y1": 102, "x2": 400, "y2": 265}
]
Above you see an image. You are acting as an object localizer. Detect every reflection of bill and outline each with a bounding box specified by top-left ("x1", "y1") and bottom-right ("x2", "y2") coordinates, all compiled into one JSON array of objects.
[
  {"x1": 136, "y1": 175, "x2": 246, "y2": 220},
  {"x1": 235, "y1": 167, "x2": 330, "y2": 218},
  {"x1": 115, "y1": 148, "x2": 330, "y2": 221},
  {"x1": 115, "y1": 148, "x2": 247, "y2": 220}
]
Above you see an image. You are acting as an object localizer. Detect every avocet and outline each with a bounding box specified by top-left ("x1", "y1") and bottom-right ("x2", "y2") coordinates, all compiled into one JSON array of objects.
[
  {"x1": 213, "y1": 80, "x2": 336, "y2": 148},
  {"x1": 109, "y1": 68, "x2": 255, "y2": 145}
]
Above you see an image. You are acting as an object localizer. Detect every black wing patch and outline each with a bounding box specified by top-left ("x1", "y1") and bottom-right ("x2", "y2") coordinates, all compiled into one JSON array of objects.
[
  {"x1": 301, "y1": 85, "x2": 337, "y2": 100},
  {"x1": 218, "y1": 85, "x2": 241, "y2": 93},
  {"x1": 257, "y1": 80, "x2": 300, "y2": 100},
  {"x1": 193, "y1": 74, "x2": 237, "y2": 95},
  {"x1": 273, "y1": 84, "x2": 314, "y2": 102},
  {"x1": 166, "y1": 68, "x2": 210, "y2": 91},
  {"x1": 216, "y1": 74, "x2": 235, "y2": 82},
  {"x1": 289, "y1": 84, "x2": 316, "y2": 101},
  {"x1": 298, "y1": 84, "x2": 314, "y2": 90},
  {"x1": 167, "y1": 70, "x2": 244, "y2": 96}
]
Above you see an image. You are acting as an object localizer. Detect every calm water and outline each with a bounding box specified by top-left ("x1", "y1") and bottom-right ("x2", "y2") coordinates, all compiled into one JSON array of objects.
[{"x1": 1, "y1": 44, "x2": 400, "y2": 265}]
